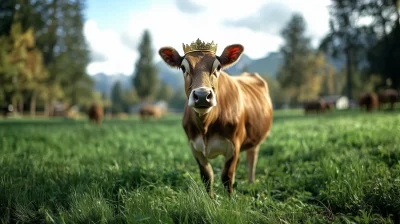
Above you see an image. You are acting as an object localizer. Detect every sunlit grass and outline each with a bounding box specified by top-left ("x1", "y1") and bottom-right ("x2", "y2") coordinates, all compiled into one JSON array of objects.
[{"x1": 1, "y1": 109, "x2": 399, "y2": 223}]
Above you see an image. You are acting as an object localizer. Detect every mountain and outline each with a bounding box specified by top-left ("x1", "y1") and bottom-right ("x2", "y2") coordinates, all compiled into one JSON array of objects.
[
  {"x1": 155, "y1": 61, "x2": 184, "y2": 88},
  {"x1": 91, "y1": 51, "x2": 346, "y2": 96},
  {"x1": 244, "y1": 52, "x2": 284, "y2": 77},
  {"x1": 224, "y1": 54, "x2": 253, "y2": 75},
  {"x1": 92, "y1": 73, "x2": 132, "y2": 97}
]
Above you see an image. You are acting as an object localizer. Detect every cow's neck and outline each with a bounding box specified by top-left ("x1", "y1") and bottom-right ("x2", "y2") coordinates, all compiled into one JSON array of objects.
[{"x1": 193, "y1": 106, "x2": 218, "y2": 135}]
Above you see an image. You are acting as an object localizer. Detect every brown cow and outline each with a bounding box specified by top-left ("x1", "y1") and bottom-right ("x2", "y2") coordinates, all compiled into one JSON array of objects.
[
  {"x1": 87, "y1": 103, "x2": 104, "y2": 124},
  {"x1": 325, "y1": 101, "x2": 334, "y2": 111},
  {"x1": 159, "y1": 39, "x2": 273, "y2": 197},
  {"x1": 303, "y1": 99, "x2": 328, "y2": 114},
  {"x1": 359, "y1": 92, "x2": 379, "y2": 112},
  {"x1": 139, "y1": 104, "x2": 166, "y2": 120},
  {"x1": 378, "y1": 89, "x2": 399, "y2": 111}
]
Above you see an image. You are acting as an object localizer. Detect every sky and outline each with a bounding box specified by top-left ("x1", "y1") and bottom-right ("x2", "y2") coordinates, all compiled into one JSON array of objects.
[{"x1": 84, "y1": 0, "x2": 332, "y2": 76}]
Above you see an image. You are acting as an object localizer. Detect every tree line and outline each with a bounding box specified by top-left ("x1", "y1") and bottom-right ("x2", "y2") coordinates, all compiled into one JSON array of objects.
[
  {"x1": 109, "y1": 29, "x2": 174, "y2": 114},
  {"x1": 0, "y1": 0, "x2": 98, "y2": 116},
  {"x1": 1, "y1": 0, "x2": 398, "y2": 115},
  {"x1": 273, "y1": 0, "x2": 400, "y2": 107}
]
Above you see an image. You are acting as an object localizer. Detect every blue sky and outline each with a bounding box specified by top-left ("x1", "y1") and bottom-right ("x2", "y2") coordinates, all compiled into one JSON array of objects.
[
  {"x1": 86, "y1": 0, "x2": 151, "y2": 32},
  {"x1": 83, "y1": 0, "x2": 332, "y2": 76}
]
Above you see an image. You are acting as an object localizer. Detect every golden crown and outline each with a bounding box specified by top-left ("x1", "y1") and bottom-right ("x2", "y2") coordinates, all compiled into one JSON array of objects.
[{"x1": 182, "y1": 38, "x2": 218, "y2": 55}]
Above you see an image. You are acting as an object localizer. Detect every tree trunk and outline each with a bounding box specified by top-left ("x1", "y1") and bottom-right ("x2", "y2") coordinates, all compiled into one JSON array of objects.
[
  {"x1": 12, "y1": 97, "x2": 18, "y2": 114},
  {"x1": 19, "y1": 98, "x2": 24, "y2": 115},
  {"x1": 394, "y1": 0, "x2": 400, "y2": 28},
  {"x1": 345, "y1": 47, "x2": 353, "y2": 100},
  {"x1": 44, "y1": 101, "x2": 50, "y2": 117},
  {"x1": 392, "y1": 0, "x2": 400, "y2": 88},
  {"x1": 379, "y1": 5, "x2": 391, "y2": 88},
  {"x1": 30, "y1": 92, "x2": 37, "y2": 117},
  {"x1": 49, "y1": 101, "x2": 54, "y2": 117}
]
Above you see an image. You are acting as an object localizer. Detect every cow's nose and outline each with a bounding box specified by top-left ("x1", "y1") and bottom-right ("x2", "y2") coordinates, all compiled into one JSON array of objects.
[
  {"x1": 193, "y1": 89, "x2": 214, "y2": 107},
  {"x1": 193, "y1": 90, "x2": 212, "y2": 102}
]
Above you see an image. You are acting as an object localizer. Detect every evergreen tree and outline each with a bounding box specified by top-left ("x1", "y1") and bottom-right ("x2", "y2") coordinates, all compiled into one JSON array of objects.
[
  {"x1": 0, "y1": 0, "x2": 16, "y2": 36},
  {"x1": 319, "y1": 0, "x2": 366, "y2": 100},
  {"x1": 262, "y1": 74, "x2": 284, "y2": 108},
  {"x1": 361, "y1": 0, "x2": 400, "y2": 89},
  {"x1": 57, "y1": 0, "x2": 92, "y2": 106},
  {"x1": 0, "y1": 1, "x2": 92, "y2": 115},
  {"x1": 111, "y1": 81, "x2": 123, "y2": 114},
  {"x1": 14, "y1": 0, "x2": 92, "y2": 108},
  {"x1": 133, "y1": 30, "x2": 159, "y2": 102},
  {"x1": 156, "y1": 82, "x2": 173, "y2": 102},
  {"x1": 277, "y1": 13, "x2": 313, "y2": 104}
]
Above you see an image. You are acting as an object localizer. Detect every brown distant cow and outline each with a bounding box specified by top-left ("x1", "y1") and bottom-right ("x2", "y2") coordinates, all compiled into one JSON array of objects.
[
  {"x1": 378, "y1": 89, "x2": 399, "y2": 111},
  {"x1": 303, "y1": 99, "x2": 328, "y2": 114},
  {"x1": 87, "y1": 104, "x2": 104, "y2": 124},
  {"x1": 325, "y1": 102, "x2": 334, "y2": 111},
  {"x1": 159, "y1": 39, "x2": 273, "y2": 197},
  {"x1": 139, "y1": 104, "x2": 166, "y2": 120},
  {"x1": 359, "y1": 92, "x2": 379, "y2": 112}
]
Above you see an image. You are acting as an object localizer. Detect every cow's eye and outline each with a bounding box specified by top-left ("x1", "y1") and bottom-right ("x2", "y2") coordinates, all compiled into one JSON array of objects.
[
  {"x1": 180, "y1": 65, "x2": 186, "y2": 74},
  {"x1": 212, "y1": 59, "x2": 221, "y2": 75}
]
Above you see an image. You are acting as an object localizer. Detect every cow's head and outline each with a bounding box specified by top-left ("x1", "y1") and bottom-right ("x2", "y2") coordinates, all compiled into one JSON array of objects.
[{"x1": 159, "y1": 39, "x2": 244, "y2": 115}]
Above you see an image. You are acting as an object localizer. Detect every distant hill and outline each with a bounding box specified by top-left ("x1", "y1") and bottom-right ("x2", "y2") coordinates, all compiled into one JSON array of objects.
[
  {"x1": 91, "y1": 51, "x2": 346, "y2": 96},
  {"x1": 155, "y1": 60, "x2": 184, "y2": 88},
  {"x1": 92, "y1": 73, "x2": 132, "y2": 97}
]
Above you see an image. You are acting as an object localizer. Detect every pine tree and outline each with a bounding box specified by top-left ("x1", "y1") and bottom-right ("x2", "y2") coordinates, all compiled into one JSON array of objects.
[
  {"x1": 156, "y1": 82, "x2": 174, "y2": 102},
  {"x1": 0, "y1": 0, "x2": 16, "y2": 36},
  {"x1": 111, "y1": 81, "x2": 123, "y2": 114},
  {"x1": 14, "y1": 0, "x2": 92, "y2": 108},
  {"x1": 133, "y1": 30, "x2": 159, "y2": 102},
  {"x1": 319, "y1": 0, "x2": 365, "y2": 100},
  {"x1": 58, "y1": 0, "x2": 92, "y2": 106},
  {"x1": 277, "y1": 13, "x2": 313, "y2": 104},
  {"x1": 0, "y1": 0, "x2": 92, "y2": 115}
]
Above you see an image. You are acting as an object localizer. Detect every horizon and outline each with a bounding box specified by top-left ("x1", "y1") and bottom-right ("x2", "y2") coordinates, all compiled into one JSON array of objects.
[{"x1": 84, "y1": 0, "x2": 331, "y2": 76}]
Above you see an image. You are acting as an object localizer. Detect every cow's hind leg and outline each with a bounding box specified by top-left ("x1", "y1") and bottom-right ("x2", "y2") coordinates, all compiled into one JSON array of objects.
[
  {"x1": 246, "y1": 145, "x2": 260, "y2": 184},
  {"x1": 191, "y1": 150, "x2": 215, "y2": 198}
]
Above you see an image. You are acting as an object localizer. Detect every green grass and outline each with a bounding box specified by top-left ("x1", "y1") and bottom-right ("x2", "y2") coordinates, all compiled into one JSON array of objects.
[{"x1": 1, "y1": 109, "x2": 400, "y2": 223}]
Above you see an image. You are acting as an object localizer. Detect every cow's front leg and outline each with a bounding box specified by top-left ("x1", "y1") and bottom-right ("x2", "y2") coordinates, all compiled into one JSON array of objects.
[
  {"x1": 191, "y1": 149, "x2": 215, "y2": 198},
  {"x1": 221, "y1": 148, "x2": 240, "y2": 195}
]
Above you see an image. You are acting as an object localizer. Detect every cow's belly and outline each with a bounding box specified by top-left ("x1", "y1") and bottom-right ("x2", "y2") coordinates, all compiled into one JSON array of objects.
[{"x1": 189, "y1": 135, "x2": 234, "y2": 159}]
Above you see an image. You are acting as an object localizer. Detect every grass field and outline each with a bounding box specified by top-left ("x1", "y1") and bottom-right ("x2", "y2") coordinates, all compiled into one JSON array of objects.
[{"x1": 1, "y1": 109, "x2": 400, "y2": 223}]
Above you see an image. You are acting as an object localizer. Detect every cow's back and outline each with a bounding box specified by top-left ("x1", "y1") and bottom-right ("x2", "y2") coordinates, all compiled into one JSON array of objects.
[{"x1": 233, "y1": 73, "x2": 273, "y2": 150}]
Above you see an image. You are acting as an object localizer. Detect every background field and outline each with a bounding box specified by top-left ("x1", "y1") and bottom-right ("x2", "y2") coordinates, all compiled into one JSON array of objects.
[{"x1": 1, "y1": 110, "x2": 400, "y2": 223}]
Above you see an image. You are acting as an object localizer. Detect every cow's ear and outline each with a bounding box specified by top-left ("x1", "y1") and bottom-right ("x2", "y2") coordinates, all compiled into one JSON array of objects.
[
  {"x1": 218, "y1": 44, "x2": 244, "y2": 69},
  {"x1": 159, "y1": 47, "x2": 183, "y2": 68}
]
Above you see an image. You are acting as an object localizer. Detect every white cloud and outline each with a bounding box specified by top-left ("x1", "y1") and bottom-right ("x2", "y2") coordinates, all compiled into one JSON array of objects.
[
  {"x1": 84, "y1": 20, "x2": 138, "y2": 75},
  {"x1": 84, "y1": 0, "x2": 331, "y2": 76}
]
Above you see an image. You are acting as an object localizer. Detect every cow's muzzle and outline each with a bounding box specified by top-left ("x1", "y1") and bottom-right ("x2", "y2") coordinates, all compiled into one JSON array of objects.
[{"x1": 188, "y1": 87, "x2": 216, "y2": 113}]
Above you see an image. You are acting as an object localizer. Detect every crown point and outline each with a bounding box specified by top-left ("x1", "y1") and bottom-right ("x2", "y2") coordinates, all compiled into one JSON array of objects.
[{"x1": 182, "y1": 38, "x2": 218, "y2": 55}]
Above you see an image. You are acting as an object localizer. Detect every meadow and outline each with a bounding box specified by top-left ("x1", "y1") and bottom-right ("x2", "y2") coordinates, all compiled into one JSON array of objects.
[{"x1": 0, "y1": 109, "x2": 400, "y2": 223}]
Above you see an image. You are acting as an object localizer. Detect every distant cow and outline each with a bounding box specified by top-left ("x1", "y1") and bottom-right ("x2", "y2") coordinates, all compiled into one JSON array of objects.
[
  {"x1": 378, "y1": 89, "x2": 399, "y2": 111},
  {"x1": 139, "y1": 104, "x2": 166, "y2": 120},
  {"x1": 87, "y1": 104, "x2": 104, "y2": 124},
  {"x1": 303, "y1": 99, "x2": 328, "y2": 114},
  {"x1": 359, "y1": 92, "x2": 379, "y2": 112},
  {"x1": 159, "y1": 39, "x2": 273, "y2": 197},
  {"x1": 325, "y1": 102, "x2": 334, "y2": 111}
]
